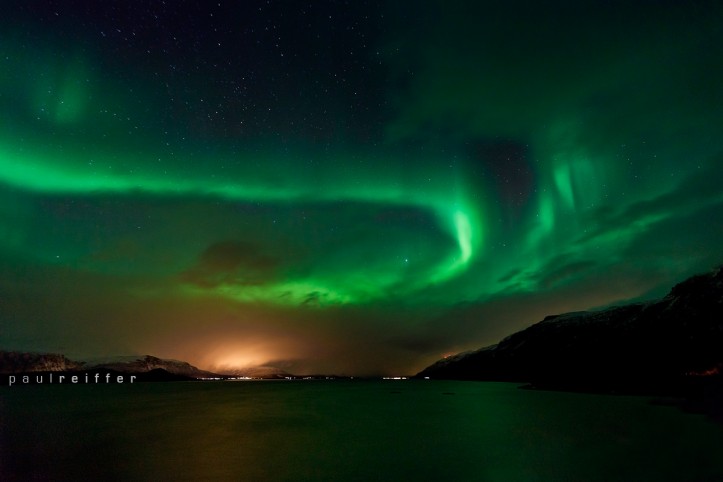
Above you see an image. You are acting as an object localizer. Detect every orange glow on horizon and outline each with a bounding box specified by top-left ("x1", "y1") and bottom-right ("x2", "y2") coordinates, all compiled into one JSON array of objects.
[
  {"x1": 200, "y1": 341, "x2": 286, "y2": 371},
  {"x1": 686, "y1": 366, "x2": 721, "y2": 377}
]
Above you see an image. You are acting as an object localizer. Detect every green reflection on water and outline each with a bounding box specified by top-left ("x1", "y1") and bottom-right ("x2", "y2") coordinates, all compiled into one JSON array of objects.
[{"x1": 1, "y1": 381, "x2": 722, "y2": 481}]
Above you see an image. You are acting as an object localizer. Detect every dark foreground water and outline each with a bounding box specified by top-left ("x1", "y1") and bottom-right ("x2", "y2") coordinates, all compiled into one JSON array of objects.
[{"x1": 1, "y1": 380, "x2": 722, "y2": 481}]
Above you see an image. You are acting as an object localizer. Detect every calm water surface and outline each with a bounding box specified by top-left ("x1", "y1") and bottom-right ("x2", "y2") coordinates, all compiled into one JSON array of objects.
[{"x1": 1, "y1": 380, "x2": 722, "y2": 481}]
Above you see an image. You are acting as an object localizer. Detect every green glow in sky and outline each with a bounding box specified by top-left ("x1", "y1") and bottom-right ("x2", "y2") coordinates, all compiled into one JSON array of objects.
[{"x1": 1, "y1": 1, "x2": 723, "y2": 374}]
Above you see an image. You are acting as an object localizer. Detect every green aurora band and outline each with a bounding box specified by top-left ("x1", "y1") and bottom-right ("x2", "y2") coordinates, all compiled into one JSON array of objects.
[{"x1": 1, "y1": 1, "x2": 723, "y2": 373}]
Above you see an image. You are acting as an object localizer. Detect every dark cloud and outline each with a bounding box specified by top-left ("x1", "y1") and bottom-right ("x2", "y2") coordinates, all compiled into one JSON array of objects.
[
  {"x1": 181, "y1": 241, "x2": 277, "y2": 288},
  {"x1": 581, "y1": 157, "x2": 723, "y2": 243},
  {"x1": 497, "y1": 268, "x2": 522, "y2": 284},
  {"x1": 528, "y1": 259, "x2": 598, "y2": 290},
  {"x1": 493, "y1": 256, "x2": 597, "y2": 292}
]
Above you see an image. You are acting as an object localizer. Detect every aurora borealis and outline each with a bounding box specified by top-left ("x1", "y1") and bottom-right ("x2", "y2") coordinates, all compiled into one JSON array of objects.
[{"x1": 1, "y1": 1, "x2": 723, "y2": 375}]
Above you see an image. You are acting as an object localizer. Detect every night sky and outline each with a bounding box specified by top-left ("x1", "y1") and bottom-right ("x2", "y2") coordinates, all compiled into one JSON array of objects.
[{"x1": 2, "y1": 1, "x2": 722, "y2": 375}]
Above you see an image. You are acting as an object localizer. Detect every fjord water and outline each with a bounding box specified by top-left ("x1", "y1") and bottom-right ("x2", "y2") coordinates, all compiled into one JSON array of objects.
[{"x1": 2, "y1": 381, "x2": 722, "y2": 481}]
